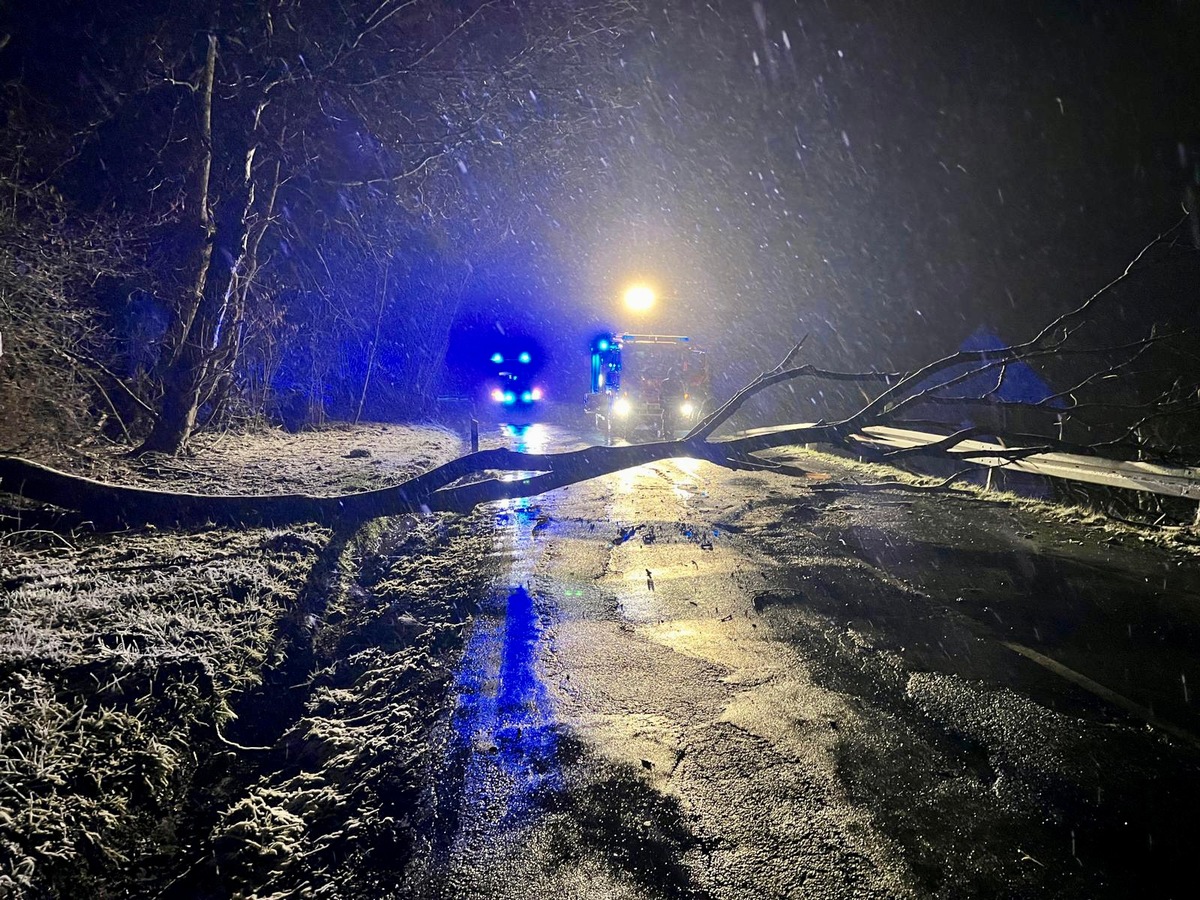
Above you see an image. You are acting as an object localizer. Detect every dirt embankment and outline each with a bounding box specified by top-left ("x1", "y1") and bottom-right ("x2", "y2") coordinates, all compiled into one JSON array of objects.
[{"x1": 0, "y1": 424, "x2": 497, "y2": 898}]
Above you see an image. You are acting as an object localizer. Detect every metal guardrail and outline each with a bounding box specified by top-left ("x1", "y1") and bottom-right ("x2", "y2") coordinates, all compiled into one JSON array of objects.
[
  {"x1": 857, "y1": 425, "x2": 1200, "y2": 501},
  {"x1": 734, "y1": 423, "x2": 1200, "y2": 515}
]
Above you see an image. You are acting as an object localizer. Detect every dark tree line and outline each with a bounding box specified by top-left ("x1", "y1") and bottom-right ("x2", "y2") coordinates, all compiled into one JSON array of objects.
[
  {"x1": 0, "y1": 0, "x2": 637, "y2": 453},
  {"x1": 2, "y1": 0, "x2": 1198, "y2": 480}
]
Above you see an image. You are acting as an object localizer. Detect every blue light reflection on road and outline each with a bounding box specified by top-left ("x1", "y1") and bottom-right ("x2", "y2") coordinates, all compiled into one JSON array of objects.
[
  {"x1": 440, "y1": 426, "x2": 563, "y2": 852},
  {"x1": 491, "y1": 424, "x2": 559, "y2": 796},
  {"x1": 448, "y1": 576, "x2": 560, "y2": 813}
]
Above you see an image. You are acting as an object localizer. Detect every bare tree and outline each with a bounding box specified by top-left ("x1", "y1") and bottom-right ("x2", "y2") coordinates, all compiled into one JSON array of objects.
[
  {"x1": 261, "y1": 198, "x2": 480, "y2": 429},
  {"x1": 0, "y1": 0, "x2": 638, "y2": 453}
]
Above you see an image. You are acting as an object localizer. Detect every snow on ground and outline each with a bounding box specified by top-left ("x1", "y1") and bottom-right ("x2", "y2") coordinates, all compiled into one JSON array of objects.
[
  {"x1": 3, "y1": 423, "x2": 1199, "y2": 896},
  {"x1": 54, "y1": 422, "x2": 467, "y2": 494},
  {"x1": 0, "y1": 423, "x2": 498, "y2": 898}
]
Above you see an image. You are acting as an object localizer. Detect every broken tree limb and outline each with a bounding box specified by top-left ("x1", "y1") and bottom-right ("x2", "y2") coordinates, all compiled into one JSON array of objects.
[
  {"x1": 685, "y1": 334, "x2": 902, "y2": 442},
  {"x1": 834, "y1": 216, "x2": 1192, "y2": 437},
  {"x1": 0, "y1": 424, "x2": 839, "y2": 528},
  {"x1": 4, "y1": 218, "x2": 1198, "y2": 531},
  {"x1": 0, "y1": 342, "x2": 843, "y2": 528},
  {"x1": 686, "y1": 336, "x2": 809, "y2": 441}
]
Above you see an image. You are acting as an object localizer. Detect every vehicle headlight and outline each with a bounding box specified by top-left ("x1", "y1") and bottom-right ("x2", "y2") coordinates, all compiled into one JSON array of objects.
[
  {"x1": 503, "y1": 391, "x2": 516, "y2": 405},
  {"x1": 491, "y1": 388, "x2": 505, "y2": 402},
  {"x1": 531, "y1": 387, "x2": 543, "y2": 400},
  {"x1": 520, "y1": 390, "x2": 533, "y2": 403},
  {"x1": 613, "y1": 397, "x2": 632, "y2": 416},
  {"x1": 679, "y1": 401, "x2": 695, "y2": 416}
]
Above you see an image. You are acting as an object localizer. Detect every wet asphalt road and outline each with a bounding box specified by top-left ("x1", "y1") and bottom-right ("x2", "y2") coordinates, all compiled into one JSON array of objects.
[{"x1": 400, "y1": 422, "x2": 1200, "y2": 899}]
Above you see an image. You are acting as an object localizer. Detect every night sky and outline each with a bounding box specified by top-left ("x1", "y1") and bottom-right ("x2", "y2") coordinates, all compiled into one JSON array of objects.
[
  {"x1": 457, "y1": 1, "x2": 1200, "y2": 409},
  {"x1": 3, "y1": 1, "x2": 1198, "y2": 418}
]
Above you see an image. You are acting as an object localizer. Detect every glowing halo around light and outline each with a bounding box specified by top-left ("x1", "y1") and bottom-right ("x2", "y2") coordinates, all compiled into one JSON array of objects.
[{"x1": 623, "y1": 284, "x2": 655, "y2": 313}]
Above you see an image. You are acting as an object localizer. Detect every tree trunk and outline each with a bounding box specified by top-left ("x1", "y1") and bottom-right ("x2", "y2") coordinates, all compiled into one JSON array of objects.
[
  {"x1": 355, "y1": 256, "x2": 390, "y2": 425},
  {"x1": 138, "y1": 198, "x2": 252, "y2": 453},
  {"x1": 143, "y1": 352, "x2": 206, "y2": 453},
  {"x1": 137, "y1": 39, "x2": 263, "y2": 455}
]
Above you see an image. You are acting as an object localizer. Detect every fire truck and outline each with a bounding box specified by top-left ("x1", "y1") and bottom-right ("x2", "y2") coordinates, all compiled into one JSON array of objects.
[
  {"x1": 585, "y1": 333, "x2": 714, "y2": 442},
  {"x1": 484, "y1": 346, "x2": 543, "y2": 420}
]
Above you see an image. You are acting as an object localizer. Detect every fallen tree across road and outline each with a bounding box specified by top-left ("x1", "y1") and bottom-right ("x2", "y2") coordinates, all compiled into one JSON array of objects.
[
  {"x1": 3, "y1": 219, "x2": 1199, "y2": 528},
  {"x1": 0, "y1": 419, "x2": 828, "y2": 529}
]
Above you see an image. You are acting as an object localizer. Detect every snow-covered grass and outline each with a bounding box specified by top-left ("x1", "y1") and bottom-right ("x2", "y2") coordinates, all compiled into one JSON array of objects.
[{"x1": 0, "y1": 423, "x2": 491, "y2": 897}]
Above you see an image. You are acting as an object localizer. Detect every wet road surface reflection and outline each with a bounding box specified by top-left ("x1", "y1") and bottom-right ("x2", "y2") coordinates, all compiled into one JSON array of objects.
[
  {"x1": 423, "y1": 422, "x2": 566, "y2": 882},
  {"x1": 441, "y1": 576, "x2": 562, "y2": 835},
  {"x1": 413, "y1": 422, "x2": 741, "y2": 897}
]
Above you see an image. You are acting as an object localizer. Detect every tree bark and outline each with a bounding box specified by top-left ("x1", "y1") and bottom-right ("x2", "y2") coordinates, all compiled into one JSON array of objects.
[
  {"x1": 137, "y1": 209, "x2": 250, "y2": 454},
  {"x1": 138, "y1": 73, "x2": 262, "y2": 454},
  {"x1": 163, "y1": 33, "x2": 218, "y2": 371}
]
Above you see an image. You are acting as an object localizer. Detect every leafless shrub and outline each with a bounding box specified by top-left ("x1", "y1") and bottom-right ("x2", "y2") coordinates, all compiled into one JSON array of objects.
[{"x1": 0, "y1": 192, "x2": 110, "y2": 454}]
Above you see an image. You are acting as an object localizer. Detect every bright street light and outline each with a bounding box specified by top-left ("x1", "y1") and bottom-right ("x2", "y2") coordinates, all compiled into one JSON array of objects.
[{"x1": 623, "y1": 284, "x2": 655, "y2": 313}]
